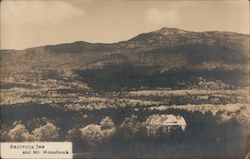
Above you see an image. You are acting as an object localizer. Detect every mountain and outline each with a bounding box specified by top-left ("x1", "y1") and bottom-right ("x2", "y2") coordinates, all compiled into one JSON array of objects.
[{"x1": 1, "y1": 27, "x2": 249, "y2": 90}]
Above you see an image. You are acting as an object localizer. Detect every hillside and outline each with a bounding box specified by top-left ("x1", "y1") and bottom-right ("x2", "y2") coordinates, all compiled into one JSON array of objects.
[
  {"x1": 1, "y1": 28, "x2": 249, "y2": 158},
  {"x1": 1, "y1": 27, "x2": 249, "y2": 90}
]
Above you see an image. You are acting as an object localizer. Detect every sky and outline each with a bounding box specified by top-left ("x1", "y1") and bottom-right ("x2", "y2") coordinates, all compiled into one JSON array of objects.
[{"x1": 1, "y1": 0, "x2": 249, "y2": 50}]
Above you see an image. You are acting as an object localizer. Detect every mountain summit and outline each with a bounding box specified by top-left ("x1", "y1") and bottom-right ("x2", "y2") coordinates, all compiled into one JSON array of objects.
[{"x1": 156, "y1": 27, "x2": 189, "y2": 35}]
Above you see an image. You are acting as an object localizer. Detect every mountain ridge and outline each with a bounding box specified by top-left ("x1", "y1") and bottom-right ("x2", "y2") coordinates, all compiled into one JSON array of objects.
[
  {"x1": 1, "y1": 27, "x2": 249, "y2": 52},
  {"x1": 1, "y1": 27, "x2": 249, "y2": 90}
]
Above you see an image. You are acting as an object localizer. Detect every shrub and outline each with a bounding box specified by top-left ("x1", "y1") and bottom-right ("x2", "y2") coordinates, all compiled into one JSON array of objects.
[{"x1": 196, "y1": 78, "x2": 230, "y2": 90}]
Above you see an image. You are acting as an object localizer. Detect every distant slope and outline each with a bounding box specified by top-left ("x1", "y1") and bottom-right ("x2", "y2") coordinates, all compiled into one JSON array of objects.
[{"x1": 1, "y1": 27, "x2": 249, "y2": 90}]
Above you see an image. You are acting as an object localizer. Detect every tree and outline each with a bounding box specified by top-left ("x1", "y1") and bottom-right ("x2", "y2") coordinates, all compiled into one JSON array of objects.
[
  {"x1": 66, "y1": 128, "x2": 82, "y2": 141},
  {"x1": 32, "y1": 122, "x2": 59, "y2": 141},
  {"x1": 120, "y1": 115, "x2": 142, "y2": 139},
  {"x1": 80, "y1": 116, "x2": 116, "y2": 146},
  {"x1": 100, "y1": 116, "x2": 115, "y2": 129},
  {"x1": 8, "y1": 124, "x2": 34, "y2": 141}
]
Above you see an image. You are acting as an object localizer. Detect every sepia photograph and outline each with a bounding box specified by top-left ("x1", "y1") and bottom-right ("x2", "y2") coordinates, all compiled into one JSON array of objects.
[{"x1": 0, "y1": 0, "x2": 249, "y2": 158}]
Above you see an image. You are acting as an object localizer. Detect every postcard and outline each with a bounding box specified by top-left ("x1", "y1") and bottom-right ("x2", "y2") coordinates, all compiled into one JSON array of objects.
[{"x1": 1, "y1": 0, "x2": 249, "y2": 159}]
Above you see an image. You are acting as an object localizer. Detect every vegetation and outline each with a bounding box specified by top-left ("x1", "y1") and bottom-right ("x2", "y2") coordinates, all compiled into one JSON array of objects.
[{"x1": 1, "y1": 28, "x2": 249, "y2": 158}]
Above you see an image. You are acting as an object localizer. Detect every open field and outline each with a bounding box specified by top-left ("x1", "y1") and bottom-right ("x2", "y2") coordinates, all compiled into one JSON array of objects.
[{"x1": 1, "y1": 77, "x2": 249, "y2": 158}]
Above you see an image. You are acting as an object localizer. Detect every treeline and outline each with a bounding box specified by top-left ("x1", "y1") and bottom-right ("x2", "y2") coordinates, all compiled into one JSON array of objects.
[{"x1": 1, "y1": 104, "x2": 248, "y2": 158}]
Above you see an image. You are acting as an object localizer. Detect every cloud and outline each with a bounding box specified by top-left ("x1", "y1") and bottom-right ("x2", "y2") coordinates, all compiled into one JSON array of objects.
[
  {"x1": 1, "y1": 1, "x2": 84, "y2": 26},
  {"x1": 1, "y1": 0, "x2": 85, "y2": 49},
  {"x1": 144, "y1": 8, "x2": 179, "y2": 26}
]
